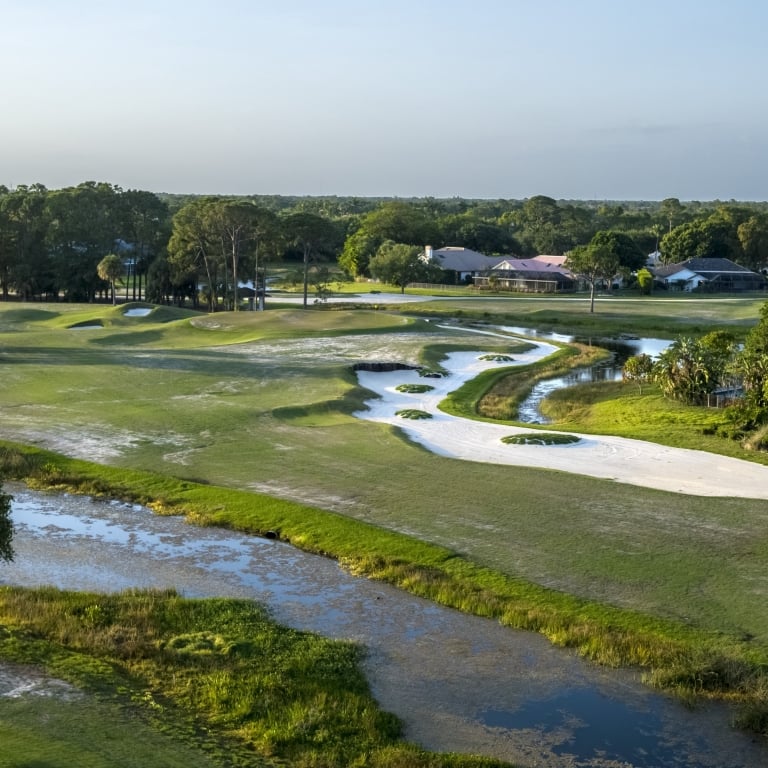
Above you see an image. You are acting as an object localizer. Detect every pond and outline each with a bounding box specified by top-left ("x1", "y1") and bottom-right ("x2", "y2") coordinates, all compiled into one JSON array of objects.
[{"x1": 2, "y1": 485, "x2": 765, "y2": 768}]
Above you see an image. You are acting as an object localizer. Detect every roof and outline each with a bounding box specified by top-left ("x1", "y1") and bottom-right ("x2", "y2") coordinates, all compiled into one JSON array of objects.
[
  {"x1": 530, "y1": 254, "x2": 568, "y2": 267},
  {"x1": 682, "y1": 257, "x2": 756, "y2": 274},
  {"x1": 653, "y1": 257, "x2": 756, "y2": 278},
  {"x1": 492, "y1": 258, "x2": 573, "y2": 276},
  {"x1": 428, "y1": 246, "x2": 502, "y2": 272}
]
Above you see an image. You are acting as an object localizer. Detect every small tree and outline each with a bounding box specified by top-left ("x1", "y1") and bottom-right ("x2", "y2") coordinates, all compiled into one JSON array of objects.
[
  {"x1": 369, "y1": 241, "x2": 437, "y2": 293},
  {"x1": 565, "y1": 243, "x2": 620, "y2": 313},
  {"x1": 97, "y1": 253, "x2": 123, "y2": 305},
  {"x1": 636, "y1": 267, "x2": 654, "y2": 295},
  {"x1": 622, "y1": 353, "x2": 655, "y2": 394},
  {"x1": 283, "y1": 212, "x2": 339, "y2": 308}
]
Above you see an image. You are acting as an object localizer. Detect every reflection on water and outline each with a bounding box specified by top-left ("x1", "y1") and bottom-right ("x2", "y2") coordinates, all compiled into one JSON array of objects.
[{"x1": 3, "y1": 485, "x2": 765, "y2": 768}]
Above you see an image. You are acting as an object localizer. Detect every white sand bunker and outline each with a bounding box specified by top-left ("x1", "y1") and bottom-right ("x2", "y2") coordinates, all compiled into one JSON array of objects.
[
  {"x1": 123, "y1": 307, "x2": 152, "y2": 317},
  {"x1": 355, "y1": 346, "x2": 768, "y2": 500}
]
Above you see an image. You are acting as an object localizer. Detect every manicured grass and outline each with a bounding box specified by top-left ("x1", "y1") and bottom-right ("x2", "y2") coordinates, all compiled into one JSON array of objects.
[
  {"x1": 3, "y1": 299, "x2": 768, "y2": 736},
  {"x1": 398, "y1": 292, "x2": 767, "y2": 338},
  {"x1": 0, "y1": 695, "x2": 232, "y2": 768},
  {"x1": 539, "y1": 380, "x2": 768, "y2": 464}
]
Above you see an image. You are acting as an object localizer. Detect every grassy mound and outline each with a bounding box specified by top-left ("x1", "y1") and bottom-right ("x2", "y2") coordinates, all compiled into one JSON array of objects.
[
  {"x1": 501, "y1": 432, "x2": 581, "y2": 446},
  {"x1": 395, "y1": 409, "x2": 433, "y2": 419},
  {"x1": 395, "y1": 383, "x2": 435, "y2": 393}
]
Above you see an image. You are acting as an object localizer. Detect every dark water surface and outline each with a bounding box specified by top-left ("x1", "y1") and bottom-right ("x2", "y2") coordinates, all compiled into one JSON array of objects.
[{"x1": 2, "y1": 485, "x2": 766, "y2": 768}]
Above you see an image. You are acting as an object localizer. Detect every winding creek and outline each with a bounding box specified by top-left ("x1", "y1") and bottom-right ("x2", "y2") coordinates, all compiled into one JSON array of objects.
[
  {"x1": 3, "y1": 485, "x2": 767, "y2": 768},
  {"x1": 506, "y1": 327, "x2": 671, "y2": 423}
]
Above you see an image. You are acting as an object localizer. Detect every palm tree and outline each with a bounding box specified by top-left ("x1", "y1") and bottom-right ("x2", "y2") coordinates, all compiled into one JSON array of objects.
[{"x1": 97, "y1": 253, "x2": 123, "y2": 305}]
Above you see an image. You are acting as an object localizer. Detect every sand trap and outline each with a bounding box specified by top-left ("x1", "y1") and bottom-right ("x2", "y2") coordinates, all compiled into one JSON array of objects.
[
  {"x1": 355, "y1": 345, "x2": 768, "y2": 500},
  {"x1": 123, "y1": 307, "x2": 152, "y2": 317}
]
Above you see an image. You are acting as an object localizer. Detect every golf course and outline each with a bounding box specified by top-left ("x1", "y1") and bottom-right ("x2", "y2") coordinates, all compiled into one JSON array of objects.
[{"x1": 2, "y1": 291, "x2": 768, "y2": 767}]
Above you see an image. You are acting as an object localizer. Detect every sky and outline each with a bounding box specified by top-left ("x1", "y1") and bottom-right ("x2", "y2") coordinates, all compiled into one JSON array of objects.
[{"x1": 1, "y1": 0, "x2": 767, "y2": 201}]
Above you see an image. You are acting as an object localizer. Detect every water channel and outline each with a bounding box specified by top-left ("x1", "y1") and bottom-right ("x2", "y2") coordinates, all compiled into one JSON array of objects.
[
  {"x1": 509, "y1": 328, "x2": 671, "y2": 423},
  {"x1": 2, "y1": 484, "x2": 766, "y2": 768}
]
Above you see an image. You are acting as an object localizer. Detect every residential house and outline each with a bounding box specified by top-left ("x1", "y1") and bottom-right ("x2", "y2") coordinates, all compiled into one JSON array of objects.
[
  {"x1": 421, "y1": 246, "x2": 502, "y2": 283},
  {"x1": 651, "y1": 258, "x2": 766, "y2": 292},
  {"x1": 473, "y1": 258, "x2": 575, "y2": 293}
]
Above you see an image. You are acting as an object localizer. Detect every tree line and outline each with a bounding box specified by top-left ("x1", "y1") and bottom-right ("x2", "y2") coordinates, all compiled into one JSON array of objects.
[{"x1": 2, "y1": 184, "x2": 768, "y2": 308}]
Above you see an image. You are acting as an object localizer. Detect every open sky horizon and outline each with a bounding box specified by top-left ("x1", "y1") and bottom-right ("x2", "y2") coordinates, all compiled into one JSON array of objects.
[{"x1": 2, "y1": 0, "x2": 767, "y2": 202}]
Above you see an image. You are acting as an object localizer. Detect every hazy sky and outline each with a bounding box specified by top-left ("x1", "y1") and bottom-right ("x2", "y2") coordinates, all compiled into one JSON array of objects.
[{"x1": 2, "y1": 0, "x2": 766, "y2": 200}]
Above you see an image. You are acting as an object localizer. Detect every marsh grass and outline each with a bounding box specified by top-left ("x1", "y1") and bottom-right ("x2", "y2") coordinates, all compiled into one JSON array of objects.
[{"x1": 0, "y1": 586, "x2": 507, "y2": 768}]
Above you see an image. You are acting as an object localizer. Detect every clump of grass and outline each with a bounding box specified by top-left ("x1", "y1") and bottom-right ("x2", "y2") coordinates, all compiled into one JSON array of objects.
[
  {"x1": 501, "y1": 433, "x2": 580, "y2": 446},
  {"x1": 418, "y1": 369, "x2": 444, "y2": 379},
  {"x1": 395, "y1": 409, "x2": 433, "y2": 420},
  {"x1": 478, "y1": 354, "x2": 515, "y2": 362},
  {"x1": 395, "y1": 383, "x2": 435, "y2": 393}
]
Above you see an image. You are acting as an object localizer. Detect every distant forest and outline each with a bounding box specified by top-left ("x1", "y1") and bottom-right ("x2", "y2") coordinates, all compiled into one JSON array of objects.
[{"x1": 2, "y1": 181, "x2": 768, "y2": 307}]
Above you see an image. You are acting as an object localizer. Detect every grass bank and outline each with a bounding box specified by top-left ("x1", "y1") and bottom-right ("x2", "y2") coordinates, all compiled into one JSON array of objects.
[{"x1": 2, "y1": 443, "x2": 768, "y2": 737}]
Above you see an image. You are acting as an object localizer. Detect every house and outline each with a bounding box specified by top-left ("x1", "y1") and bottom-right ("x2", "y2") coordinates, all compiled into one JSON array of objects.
[
  {"x1": 651, "y1": 258, "x2": 766, "y2": 292},
  {"x1": 421, "y1": 246, "x2": 502, "y2": 282},
  {"x1": 473, "y1": 258, "x2": 575, "y2": 293}
]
